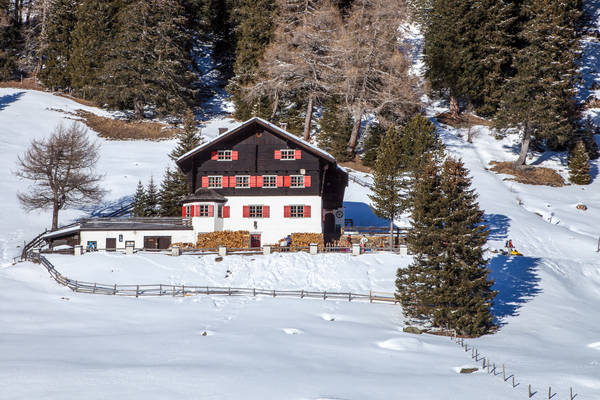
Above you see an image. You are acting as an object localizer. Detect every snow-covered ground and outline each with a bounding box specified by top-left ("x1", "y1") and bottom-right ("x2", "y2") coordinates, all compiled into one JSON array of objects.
[{"x1": 1, "y1": 87, "x2": 599, "y2": 399}]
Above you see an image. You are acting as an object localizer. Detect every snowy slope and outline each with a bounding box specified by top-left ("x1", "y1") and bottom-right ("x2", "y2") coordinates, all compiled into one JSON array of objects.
[{"x1": 0, "y1": 88, "x2": 238, "y2": 265}]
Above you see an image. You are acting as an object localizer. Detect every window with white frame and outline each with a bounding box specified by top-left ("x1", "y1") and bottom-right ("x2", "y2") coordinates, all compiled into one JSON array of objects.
[
  {"x1": 184, "y1": 205, "x2": 192, "y2": 218},
  {"x1": 290, "y1": 175, "x2": 304, "y2": 188},
  {"x1": 217, "y1": 150, "x2": 232, "y2": 160},
  {"x1": 235, "y1": 175, "x2": 250, "y2": 188},
  {"x1": 208, "y1": 176, "x2": 222, "y2": 188},
  {"x1": 249, "y1": 205, "x2": 263, "y2": 218},
  {"x1": 280, "y1": 149, "x2": 296, "y2": 160},
  {"x1": 197, "y1": 205, "x2": 210, "y2": 217},
  {"x1": 262, "y1": 175, "x2": 277, "y2": 188},
  {"x1": 290, "y1": 205, "x2": 304, "y2": 218}
]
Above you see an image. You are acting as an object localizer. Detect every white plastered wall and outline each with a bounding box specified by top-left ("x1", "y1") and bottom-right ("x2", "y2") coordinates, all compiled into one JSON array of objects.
[
  {"x1": 80, "y1": 230, "x2": 195, "y2": 250},
  {"x1": 185, "y1": 196, "x2": 323, "y2": 245}
]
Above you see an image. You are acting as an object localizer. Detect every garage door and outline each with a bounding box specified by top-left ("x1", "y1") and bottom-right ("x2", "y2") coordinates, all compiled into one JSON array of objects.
[{"x1": 143, "y1": 236, "x2": 172, "y2": 250}]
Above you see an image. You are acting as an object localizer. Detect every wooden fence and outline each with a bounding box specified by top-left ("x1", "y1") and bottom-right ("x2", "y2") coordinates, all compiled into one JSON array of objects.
[{"x1": 33, "y1": 254, "x2": 398, "y2": 304}]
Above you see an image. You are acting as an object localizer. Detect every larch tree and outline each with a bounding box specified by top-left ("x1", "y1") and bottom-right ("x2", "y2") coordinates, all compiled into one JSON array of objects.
[
  {"x1": 248, "y1": 0, "x2": 342, "y2": 140},
  {"x1": 16, "y1": 123, "x2": 105, "y2": 230},
  {"x1": 495, "y1": 0, "x2": 581, "y2": 166},
  {"x1": 145, "y1": 176, "x2": 159, "y2": 216},
  {"x1": 369, "y1": 127, "x2": 407, "y2": 246},
  {"x1": 330, "y1": 0, "x2": 419, "y2": 154}
]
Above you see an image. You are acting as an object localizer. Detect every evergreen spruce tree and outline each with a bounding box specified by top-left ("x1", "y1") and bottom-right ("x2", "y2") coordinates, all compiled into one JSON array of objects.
[
  {"x1": 101, "y1": 0, "x2": 196, "y2": 119},
  {"x1": 169, "y1": 109, "x2": 203, "y2": 161},
  {"x1": 317, "y1": 97, "x2": 353, "y2": 162},
  {"x1": 132, "y1": 180, "x2": 147, "y2": 217},
  {"x1": 227, "y1": 0, "x2": 276, "y2": 120},
  {"x1": 145, "y1": 176, "x2": 159, "y2": 216},
  {"x1": 496, "y1": 0, "x2": 581, "y2": 165},
  {"x1": 68, "y1": 0, "x2": 115, "y2": 99},
  {"x1": 396, "y1": 156, "x2": 445, "y2": 323},
  {"x1": 575, "y1": 117, "x2": 600, "y2": 160},
  {"x1": 569, "y1": 141, "x2": 591, "y2": 185},
  {"x1": 159, "y1": 168, "x2": 189, "y2": 216},
  {"x1": 361, "y1": 122, "x2": 386, "y2": 168},
  {"x1": 399, "y1": 114, "x2": 445, "y2": 173},
  {"x1": 39, "y1": 0, "x2": 76, "y2": 90},
  {"x1": 435, "y1": 157, "x2": 496, "y2": 336},
  {"x1": 368, "y1": 127, "x2": 406, "y2": 246}
]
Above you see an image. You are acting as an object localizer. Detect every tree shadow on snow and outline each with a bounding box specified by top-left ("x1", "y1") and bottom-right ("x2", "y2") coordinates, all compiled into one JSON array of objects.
[
  {"x1": 487, "y1": 255, "x2": 542, "y2": 325},
  {"x1": 79, "y1": 195, "x2": 135, "y2": 217},
  {"x1": 0, "y1": 91, "x2": 25, "y2": 112},
  {"x1": 343, "y1": 201, "x2": 390, "y2": 227},
  {"x1": 483, "y1": 214, "x2": 511, "y2": 241}
]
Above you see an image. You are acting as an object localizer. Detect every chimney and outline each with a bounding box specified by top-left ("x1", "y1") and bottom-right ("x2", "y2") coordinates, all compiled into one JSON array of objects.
[
  {"x1": 280, "y1": 123, "x2": 288, "y2": 131},
  {"x1": 218, "y1": 128, "x2": 228, "y2": 135}
]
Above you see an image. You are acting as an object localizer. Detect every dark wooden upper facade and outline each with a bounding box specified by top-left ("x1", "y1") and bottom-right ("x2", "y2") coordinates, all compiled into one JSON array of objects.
[{"x1": 176, "y1": 118, "x2": 348, "y2": 209}]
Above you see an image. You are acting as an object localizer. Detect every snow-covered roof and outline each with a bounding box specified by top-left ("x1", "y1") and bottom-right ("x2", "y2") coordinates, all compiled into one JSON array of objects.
[
  {"x1": 176, "y1": 117, "x2": 338, "y2": 165},
  {"x1": 41, "y1": 225, "x2": 81, "y2": 239}
]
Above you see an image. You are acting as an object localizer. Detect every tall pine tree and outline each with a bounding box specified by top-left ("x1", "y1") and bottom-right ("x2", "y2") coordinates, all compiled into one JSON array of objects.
[
  {"x1": 227, "y1": 0, "x2": 276, "y2": 120},
  {"x1": 159, "y1": 168, "x2": 189, "y2": 216},
  {"x1": 101, "y1": 0, "x2": 196, "y2": 119},
  {"x1": 396, "y1": 156, "x2": 445, "y2": 323},
  {"x1": 369, "y1": 127, "x2": 406, "y2": 246},
  {"x1": 496, "y1": 0, "x2": 581, "y2": 165},
  {"x1": 317, "y1": 97, "x2": 353, "y2": 162},
  {"x1": 361, "y1": 122, "x2": 386, "y2": 168},
  {"x1": 569, "y1": 141, "x2": 591, "y2": 185},
  {"x1": 132, "y1": 180, "x2": 147, "y2": 217},
  {"x1": 145, "y1": 176, "x2": 159, "y2": 216},
  {"x1": 39, "y1": 0, "x2": 76, "y2": 90},
  {"x1": 435, "y1": 157, "x2": 495, "y2": 336}
]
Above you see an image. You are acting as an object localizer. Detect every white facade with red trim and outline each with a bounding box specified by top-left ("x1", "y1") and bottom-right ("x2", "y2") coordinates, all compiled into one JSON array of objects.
[{"x1": 183, "y1": 196, "x2": 322, "y2": 245}]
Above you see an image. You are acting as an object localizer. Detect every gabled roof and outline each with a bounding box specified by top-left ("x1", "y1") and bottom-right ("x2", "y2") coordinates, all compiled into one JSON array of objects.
[
  {"x1": 180, "y1": 189, "x2": 226, "y2": 204},
  {"x1": 176, "y1": 117, "x2": 337, "y2": 166}
]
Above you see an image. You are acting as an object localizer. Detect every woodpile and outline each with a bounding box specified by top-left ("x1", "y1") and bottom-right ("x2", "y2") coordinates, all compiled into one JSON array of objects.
[
  {"x1": 280, "y1": 233, "x2": 324, "y2": 248},
  {"x1": 196, "y1": 230, "x2": 250, "y2": 248}
]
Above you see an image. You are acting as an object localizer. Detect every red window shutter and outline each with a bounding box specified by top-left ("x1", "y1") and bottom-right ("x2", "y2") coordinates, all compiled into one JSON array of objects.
[
  {"x1": 208, "y1": 205, "x2": 214, "y2": 217},
  {"x1": 284, "y1": 176, "x2": 291, "y2": 187},
  {"x1": 211, "y1": 151, "x2": 218, "y2": 160},
  {"x1": 304, "y1": 205, "x2": 311, "y2": 218},
  {"x1": 304, "y1": 176, "x2": 311, "y2": 187},
  {"x1": 230, "y1": 176, "x2": 236, "y2": 187},
  {"x1": 284, "y1": 206, "x2": 291, "y2": 218},
  {"x1": 250, "y1": 176, "x2": 257, "y2": 187},
  {"x1": 274, "y1": 150, "x2": 282, "y2": 160},
  {"x1": 263, "y1": 205, "x2": 270, "y2": 218},
  {"x1": 195, "y1": 205, "x2": 200, "y2": 216},
  {"x1": 201, "y1": 176, "x2": 209, "y2": 188},
  {"x1": 243, "y1": 205, "x2": 250, "y2": 218},
  {"x1": 182, "y1": 206, "x2": 186, "y2": 218},
  {"x1": 223, "y1": 206, "x2": 230, "y2": 218},
  {"x1": 276, "y1": 176, "x2": 284, "y2": 187},
  {"x1": 295, "y1": 150, "x2": 302, "y2": 159},
  {"x1": 221, "y1": 176, "x2": 228, "y2": 188},
  {"x1": 256, "y1": 176, "x2": 263, "y2": 187},
  {"x1": 232, "y1": 151, "x2": 239, "y2": 160}
]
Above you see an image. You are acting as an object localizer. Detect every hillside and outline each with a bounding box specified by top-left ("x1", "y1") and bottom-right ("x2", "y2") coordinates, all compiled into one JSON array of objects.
[{"x1": 0, "y1": 85, "x2": 600, "y2": 399}]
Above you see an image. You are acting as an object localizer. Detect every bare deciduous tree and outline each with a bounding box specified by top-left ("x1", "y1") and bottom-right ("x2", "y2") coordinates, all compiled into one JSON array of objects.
[
  {"x1": 246, "y1": 0, "x2": 342, "y2": 139},
  {"x1": 15, "y1": 122, "x2": 105, "y2": 230},
  {"x1": 330, "y1": 0, "x2": 420, "y2": 154}
]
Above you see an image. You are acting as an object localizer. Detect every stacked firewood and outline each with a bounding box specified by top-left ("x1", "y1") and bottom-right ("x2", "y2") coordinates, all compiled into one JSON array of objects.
[
  {"x1": 279, "y1": 233, "x2": 324, "y2": 248},
  {"x1": 196, "y1": 230, "x2": 250, "y2": 248}
]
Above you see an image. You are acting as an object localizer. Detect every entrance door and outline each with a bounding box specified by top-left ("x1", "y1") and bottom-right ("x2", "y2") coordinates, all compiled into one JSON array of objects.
[
  {"x1": 106, "y1": 238, "x2": 117, "y2": 251},
  {"x1": 143, "y1": 236, "x2": 172, "y2": 249},
  {"x1": 250, "y1": 234, "x2": 261, "y2": 248}
]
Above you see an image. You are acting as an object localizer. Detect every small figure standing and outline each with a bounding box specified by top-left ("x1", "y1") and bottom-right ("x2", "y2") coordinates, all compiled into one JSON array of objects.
[
  {"x1": 360, "y1": 236, "x2": 368, "y2": 253},
  {"x1": 285, "y1": 234, "x2": 292, "y2": 251}
]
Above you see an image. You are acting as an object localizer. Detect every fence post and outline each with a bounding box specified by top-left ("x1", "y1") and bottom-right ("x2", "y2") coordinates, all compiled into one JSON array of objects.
[
  {"x1": 301, "y1": 289, "x2": 304, "y2": 299},
  {"x1": 253, "y1": 288, "x2": 256, "y2": 296},
  {"x1": 113, "y1": 284, "x2": 117, "y2": 295},
  {"x1": 323, "y1": 291, "x2": 327, "y2": 300},
  {"x1": 348, "y1": 292, "x2": 352, "y2": 302},
  {"x1": 182, "y1": 285, "x2": 185, "y2": 297},
  {"x1": 228, "y1": 287, "x2": 231, "y2": 296},
  {"x1": 369, "y1": 290, "x2": 372, "y2": 303},
  {"x1": 173, "y1": 285, "x2": 176, "y2": 296},
  {"x1": 272, "y1": 289, "x2": 276, "y2": 297},
  {"x1": 136, "y1": 285, "x2": 139, "y2": 298},
  {"x1": 93, "y1": 283, "x2": 96, "y2": 294},
  {"x1": 75, "y1": 281, "x2": 79, "y2": 292},
  {"x1": 159, "y1": 284, "x2": 162, "y2": 296}
]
